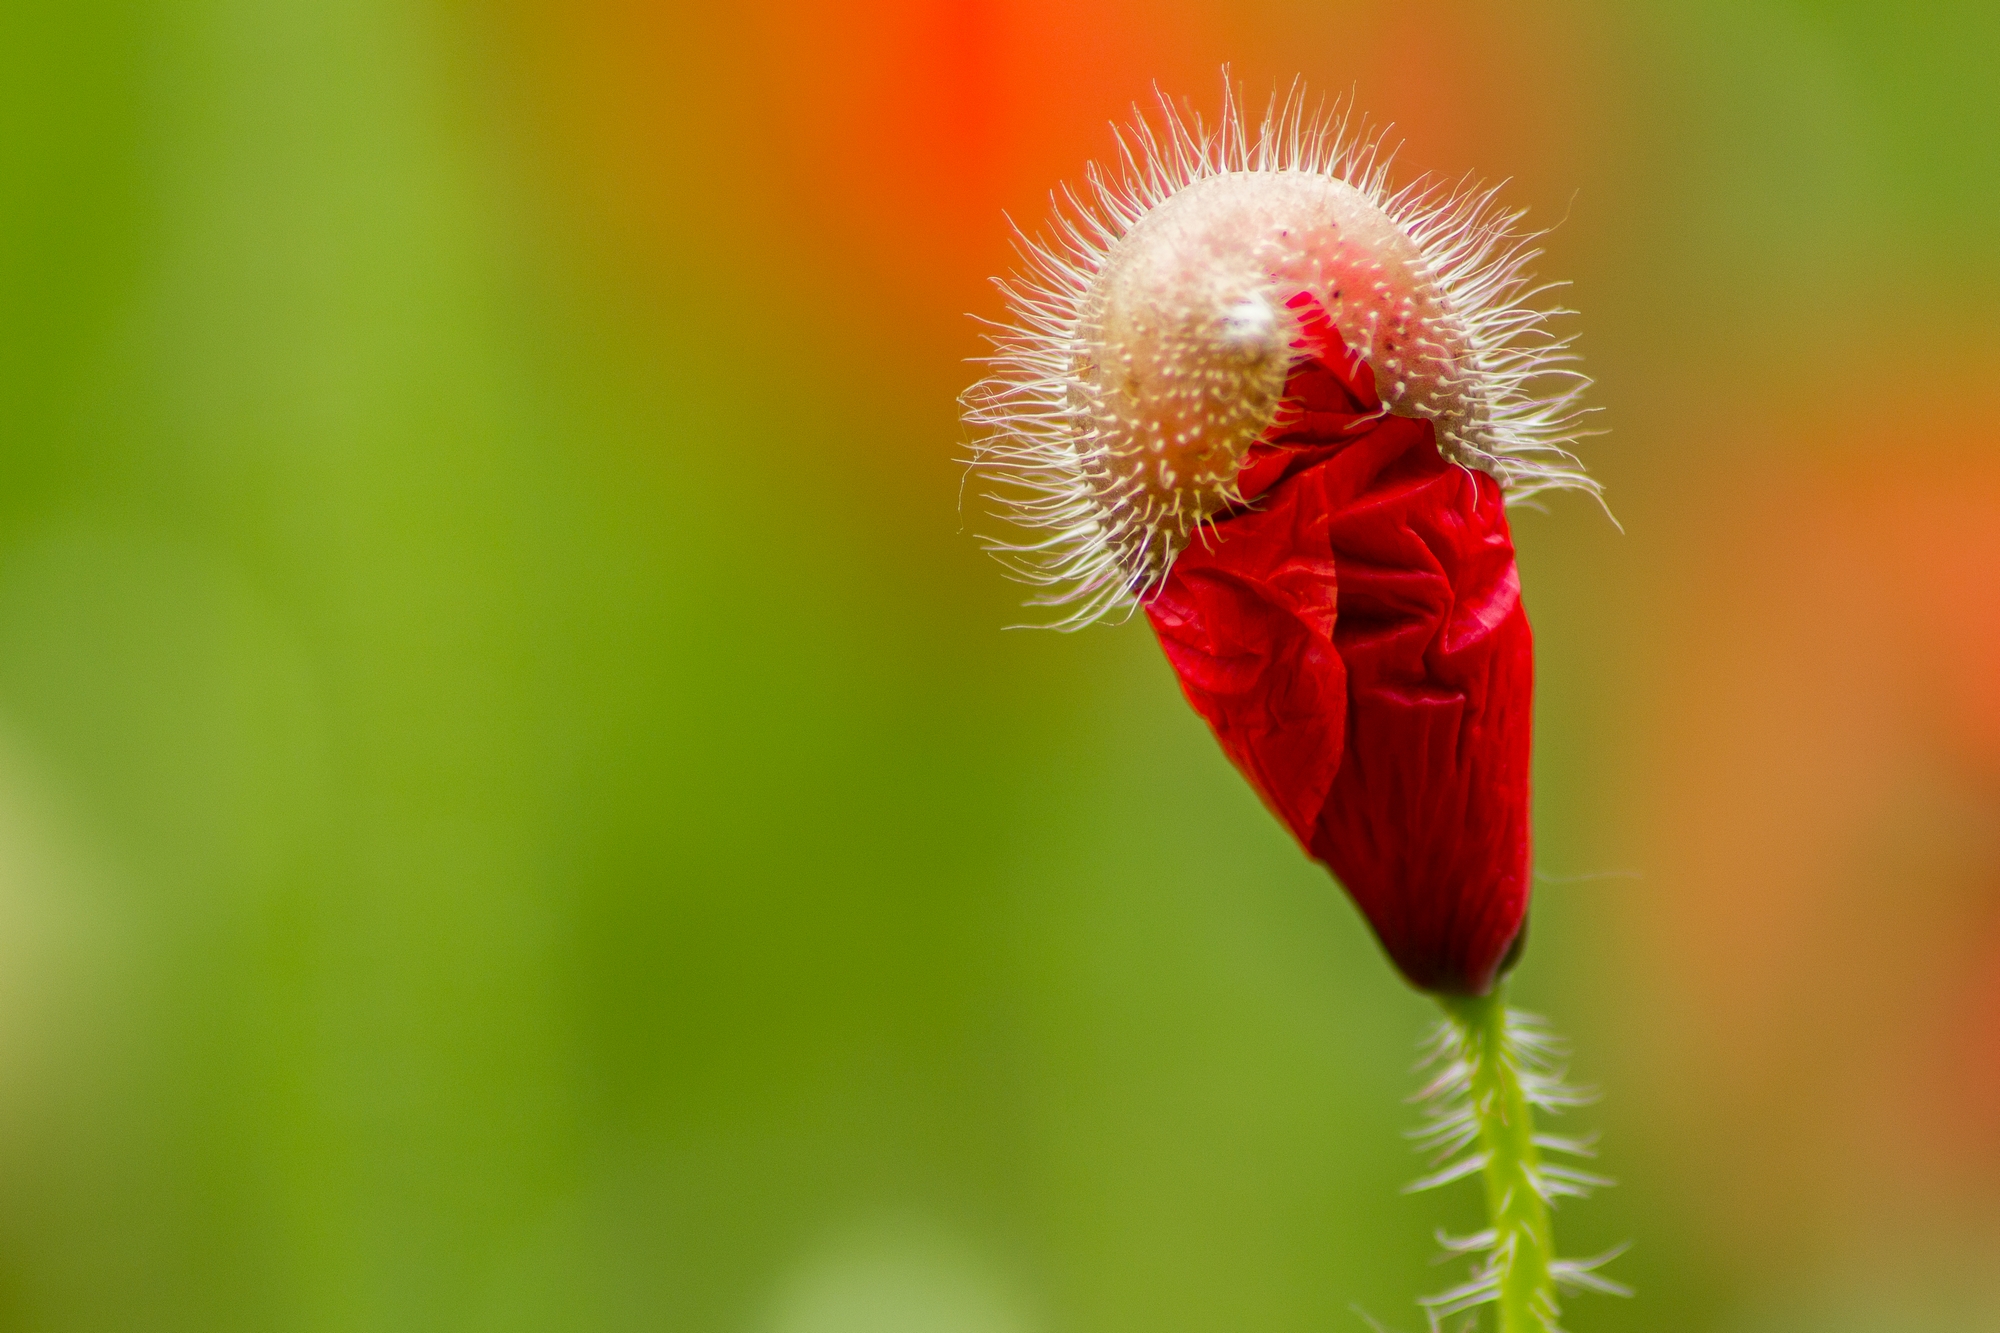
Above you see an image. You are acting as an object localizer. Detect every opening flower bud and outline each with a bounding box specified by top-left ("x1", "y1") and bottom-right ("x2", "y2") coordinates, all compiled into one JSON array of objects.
[{"x1": 965, "y1": 85, "x2": 1600, "y2": 995}]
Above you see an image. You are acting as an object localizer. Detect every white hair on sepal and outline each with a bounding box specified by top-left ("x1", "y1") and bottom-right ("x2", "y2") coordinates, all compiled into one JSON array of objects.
[{"x1": 961, "y1": 73, "x2": 1604, "y2": 629}]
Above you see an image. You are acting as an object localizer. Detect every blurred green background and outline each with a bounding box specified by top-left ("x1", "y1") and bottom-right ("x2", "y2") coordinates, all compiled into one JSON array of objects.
[{"x1": 2, "y1": 1, "x2": 1997, "y2": 1330}]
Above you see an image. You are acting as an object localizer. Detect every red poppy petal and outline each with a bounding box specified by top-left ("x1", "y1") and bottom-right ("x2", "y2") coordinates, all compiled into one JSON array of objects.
[
  {"x1": 1146, "y1": 483, "x2": 1347, "y2": 849},
  {"x1": 1145, "y1": 299, "x2": 1534, "y2": 995},
  {"x1": 1313, "y1": 425, "x2": 1533, "y2": 996}
]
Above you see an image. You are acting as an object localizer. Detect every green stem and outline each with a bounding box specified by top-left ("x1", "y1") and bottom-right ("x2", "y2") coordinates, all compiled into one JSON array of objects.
[{"x1": 1438, "y1": 986, "x2": 1558, "y2": 1333}]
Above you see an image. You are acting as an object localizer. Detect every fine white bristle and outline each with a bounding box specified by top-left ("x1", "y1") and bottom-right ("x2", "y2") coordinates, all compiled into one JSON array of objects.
[
  {"x1": 961, "y1": 76, "x2": 1603, "y2": 629},
  {"x1": 1406, "y1": 1009, "x2": 1628, "y2": 1332}
]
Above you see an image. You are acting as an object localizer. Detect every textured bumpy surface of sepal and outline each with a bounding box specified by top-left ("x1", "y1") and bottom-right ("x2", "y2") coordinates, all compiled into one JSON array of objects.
[{"x1": 963, "y1": 80, "x2": 1598, "y2": 628}]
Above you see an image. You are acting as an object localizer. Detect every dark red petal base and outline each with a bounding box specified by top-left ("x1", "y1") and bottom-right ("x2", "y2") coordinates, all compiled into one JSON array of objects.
[{"x1": 1144, "y1": 293, "x2": 1534, "y2": 996}]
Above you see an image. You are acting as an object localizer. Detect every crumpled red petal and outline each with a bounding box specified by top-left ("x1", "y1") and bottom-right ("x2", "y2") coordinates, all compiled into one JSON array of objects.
[{"x1": 1144, "y1": 293, "x2": 1534, "y2": 995}]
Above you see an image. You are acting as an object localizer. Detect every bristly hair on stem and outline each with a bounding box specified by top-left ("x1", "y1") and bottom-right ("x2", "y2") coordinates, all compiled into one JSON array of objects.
[
  {"x1": 961, "y1": 72, "x2": 1604, "y2": 630},
  {"x1": 1406, "y1": 992, "x2": 1630, "y2": 1332}
]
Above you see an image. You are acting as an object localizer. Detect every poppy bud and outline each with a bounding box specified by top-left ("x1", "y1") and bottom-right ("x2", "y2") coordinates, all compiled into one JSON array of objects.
[{"x1": 966, "y1": 87, "x2": 1597, "y2": 995}]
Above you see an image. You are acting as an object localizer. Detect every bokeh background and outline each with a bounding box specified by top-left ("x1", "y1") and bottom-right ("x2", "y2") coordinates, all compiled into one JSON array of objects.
[{"x1": 3, "y1": 1, "x2": 1997, "y2": 1329}]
